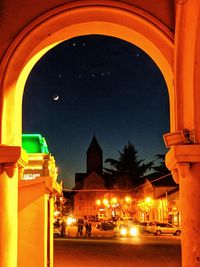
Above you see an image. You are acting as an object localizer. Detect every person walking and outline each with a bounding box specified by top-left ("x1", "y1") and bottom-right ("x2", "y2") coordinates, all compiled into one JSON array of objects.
[
  {"x1": 61, "y1": 219, "x2": 66, "y2": 238},
  {"x1": 88, "y1": 222, "x2": 92, "y2": 237},
  {"x1": 80, "y1": 223, "x2": 83, "y2": 237},
  {"x1": 85, "y1": 222, "x2": 89, "y2": 237},
  {"x1": 76, "y1": 222, "x2": 84, "y2": 237},
  {"x1": 77, "y1": 223, "x2": 81, "y2": 237}
]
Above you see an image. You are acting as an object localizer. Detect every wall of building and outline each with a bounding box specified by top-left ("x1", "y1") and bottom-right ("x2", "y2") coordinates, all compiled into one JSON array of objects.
[
  {"x1": 18, "y1": 182, "x2": 49, "y2": 267},
  {"x1": 0, "y1": 0, "x2": 174, "y2": 62}
]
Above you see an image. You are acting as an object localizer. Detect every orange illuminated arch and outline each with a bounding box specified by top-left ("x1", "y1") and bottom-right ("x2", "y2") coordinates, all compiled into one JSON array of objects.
[{"x1": 0, "y1": 1, "x2": 174, "y2": 145}]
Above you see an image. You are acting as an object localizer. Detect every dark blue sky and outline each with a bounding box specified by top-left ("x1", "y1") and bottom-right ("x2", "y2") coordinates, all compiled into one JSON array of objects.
[{"x1": 22, "y1": 35, "x2": 169, "y2": 189}]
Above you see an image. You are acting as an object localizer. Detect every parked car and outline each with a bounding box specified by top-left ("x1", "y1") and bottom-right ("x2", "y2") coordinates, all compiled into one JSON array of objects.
[
  {"x1": 135, "y1": 221, "x2": 149, "y2": 233},
  {"x1": 146, "y1": 221, "x2": 158, "y2": 233},
  {"x1": 114, "y1": 223, "x2": 139, "y2": 237},
  {"x1": 148, "y1": 222, "x2": 181, "y2": 236},
  {"x1": 53, "y1": 225, "x2": 61, "y2": 237},
  {"x1": 97, "y1": 221, "x2": 116, "y2": 231}
]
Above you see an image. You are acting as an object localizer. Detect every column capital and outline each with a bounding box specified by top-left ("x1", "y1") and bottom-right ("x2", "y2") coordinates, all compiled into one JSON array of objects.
[
  {"x1": 0, "y1": 145, "x2": 28, "y2": 178},
  {"x1": 176, "y1": 0, "x2": 188, "y2": 4},
  {"x1": 166, "y1": 144, "x2": 200, "y2": 183}
]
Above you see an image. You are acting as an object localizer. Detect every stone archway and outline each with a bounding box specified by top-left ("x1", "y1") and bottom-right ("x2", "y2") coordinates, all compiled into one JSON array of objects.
[
  {"x1": 0, "y1": 3, "x2": 173, "y2": 267},
  {"x1": 1, "y1": 1, "x2": 200, "y2": 267},
  {"x1": 0, "y1": 1, "x2": 174, "y2": 146}
]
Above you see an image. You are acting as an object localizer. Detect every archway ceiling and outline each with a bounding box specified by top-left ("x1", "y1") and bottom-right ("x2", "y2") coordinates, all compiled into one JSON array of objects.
[
  {"x1": 0, "y1": 0, "x2": 175, "y2": 61},
  {"x1": 0, "y1": 0, "x2": 175, "y2": 144}
]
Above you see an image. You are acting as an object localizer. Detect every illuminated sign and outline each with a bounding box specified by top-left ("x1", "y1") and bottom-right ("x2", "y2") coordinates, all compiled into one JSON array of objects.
[
  {"x1": 23, "y1": 173, "x2": 40, "y2": 180},
  {"x1": 22, "y1": 134, "x2": 49, "y2": 153}
]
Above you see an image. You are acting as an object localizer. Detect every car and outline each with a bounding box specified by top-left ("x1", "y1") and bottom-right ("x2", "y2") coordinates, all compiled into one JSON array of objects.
[
  {"x1": 98, "y1": 221, "x2": 116, "y2": 231},
  {"x1": 148, "y1": 222, "x2": 181, "y2": 236},
  {"x1": 134, "y1": 221, "x2": 148, "y2": 233},
  {"x1": 114, "y1": 223, "x2": 139, "y2": 237},
  {"x1": 53, "y1": 226, "x2": 61, "y2": 237},
  {"x1": 146, "y1": 221, "x2": 158, "y2": 233}
]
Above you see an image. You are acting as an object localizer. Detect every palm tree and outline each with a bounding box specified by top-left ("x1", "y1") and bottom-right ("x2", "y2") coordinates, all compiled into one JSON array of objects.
[{"x1": 104, "y1": 141, "x2": 153, "y2": 187}]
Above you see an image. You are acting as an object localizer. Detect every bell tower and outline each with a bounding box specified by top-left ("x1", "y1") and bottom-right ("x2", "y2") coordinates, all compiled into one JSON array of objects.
[{"x1": 87, "y1": 135, "x2": 103, "y2": 174}]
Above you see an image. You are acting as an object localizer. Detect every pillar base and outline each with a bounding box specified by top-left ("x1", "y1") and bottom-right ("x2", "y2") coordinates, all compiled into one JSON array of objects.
[
  {"x1": 0, "y1": 145, "x2": 28, "y2": 267},
  {"x1": 165, "y1": 144, "x2": 200, "y2": 267}
]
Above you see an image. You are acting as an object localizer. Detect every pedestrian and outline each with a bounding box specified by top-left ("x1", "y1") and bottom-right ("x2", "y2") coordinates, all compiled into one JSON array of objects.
[
  {"x1": 88, "y1": 222, "x2": 92, "y2": 237},
  {"x1": 61, "y1": 219, "x2": 66, "y2": 238},
  {"x1": 77, "y1": 223, "x2": 84, "y2": 237},
  {"x1": 80, "y1": 224, "x2": 83, "y2": 236},
  {"x1": 85, "y1": 222, "x2": 89, "y2": 237},
  {"x1": 76, "y1": 223, "x2": 81, "y2": 237}
]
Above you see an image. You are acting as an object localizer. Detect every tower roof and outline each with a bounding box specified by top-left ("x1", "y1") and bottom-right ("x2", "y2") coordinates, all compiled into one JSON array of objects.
[{"x1": 87, "y1": 135, "x2": 102, "y2": 154}]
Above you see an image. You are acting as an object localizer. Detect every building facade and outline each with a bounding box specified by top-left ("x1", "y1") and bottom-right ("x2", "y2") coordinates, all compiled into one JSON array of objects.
[
  {"x1": 136, "y1": 176, "x2": 180, "y2": 226},
  {"x1": 74, "y1": 135, "x2": 181, "y2": 225},
  {"x1": 74, "y1": 135, "x2": 134, "y2": 219},
  {"x1": 74, "y1": 135, "x2": 106, "y2": 218},
  {"x1": 19, "y1": 134, "x2": 61, "y2": 267}
]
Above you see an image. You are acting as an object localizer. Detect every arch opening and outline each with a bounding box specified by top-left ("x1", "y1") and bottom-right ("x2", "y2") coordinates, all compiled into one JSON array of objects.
[
  {"x1": 23, "y1": 34, "x2": 170, "y2": 189},
  {"x1": 0, "y1": 3, "x2": 174, "y2": 146},
  {"x1": 0, "y1": 3, "x2": 177, "y2": 266}
]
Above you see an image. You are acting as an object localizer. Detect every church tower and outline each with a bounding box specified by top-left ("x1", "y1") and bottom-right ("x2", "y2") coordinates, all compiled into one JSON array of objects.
[{"x1": 87, "y1": 135, "x2": 103, "y2": 174}]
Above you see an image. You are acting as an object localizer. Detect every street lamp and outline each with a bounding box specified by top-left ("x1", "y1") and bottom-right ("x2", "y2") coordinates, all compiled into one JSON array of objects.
[
  {"x1": 163, "y1": 129, "x2": 193, "y2": 147},
  {"x1": 145, "y1": 197, "x2": 152, "y2": 204},
  {"x1": 125, "y1": 196, "x2": 131, "y2": 203},
  {"x1": 111, "y1": 197, "x2": 117, "y2": 205},
  {"x1": 96, "y1": 199, "x2": 101, "y2": 206},
  {"x1": 103, "y1": 198, "x2": 109, "y2": 206}
]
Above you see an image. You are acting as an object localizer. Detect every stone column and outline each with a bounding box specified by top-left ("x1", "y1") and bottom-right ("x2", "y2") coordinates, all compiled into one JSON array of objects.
[
  {"x1": 166, "y1": 145, "x2": 200, "y2": 267},
  {"x1": 0, "y1": 145, "x2": 27, "y2": 267}
]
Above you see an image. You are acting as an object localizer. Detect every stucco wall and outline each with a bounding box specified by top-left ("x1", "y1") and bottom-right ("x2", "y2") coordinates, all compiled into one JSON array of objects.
[
  {"x1": 0, "y1": 0, "x2": 174, "y2": 62},
  {"x1": 18, "y1": 182, "x2": 48, "y2": 267}
]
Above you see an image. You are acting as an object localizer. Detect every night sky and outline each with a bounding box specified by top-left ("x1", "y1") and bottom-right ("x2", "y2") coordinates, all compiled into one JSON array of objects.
[{"x1": 22, "y1": 35, "x2": 170, "y2": 189}]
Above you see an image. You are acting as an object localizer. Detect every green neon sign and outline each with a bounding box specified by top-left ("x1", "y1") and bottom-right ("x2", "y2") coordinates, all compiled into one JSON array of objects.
[{"x1": 22, "y1": 134, "x2": 49, "y2": 153}]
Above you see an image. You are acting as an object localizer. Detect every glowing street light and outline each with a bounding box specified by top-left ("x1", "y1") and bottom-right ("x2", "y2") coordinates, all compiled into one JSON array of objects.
[
  {"x1": 96, "y1": 199, "x2": 101, "y2": 206},
  {"x1": 103, "y1": 199, "x2": 109, "y2": 206},
  {"x1": 111, "y1": 197, "x2": 117, "y2": 204},
  {"x1": 145, "y1": 197, "x2": 152, "y2": 204},
  {"x1": 125, "y1": 196, "x2": 131, "y2": 203}
]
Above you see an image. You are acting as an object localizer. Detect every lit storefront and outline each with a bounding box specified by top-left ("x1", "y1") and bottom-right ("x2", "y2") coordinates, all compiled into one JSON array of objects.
[
  {"x1": 22, "y1": 133, "x2": 58, "y2": 180},
  {"x1": 18, "y1": 134, "x2": 61, "y2": 267}
]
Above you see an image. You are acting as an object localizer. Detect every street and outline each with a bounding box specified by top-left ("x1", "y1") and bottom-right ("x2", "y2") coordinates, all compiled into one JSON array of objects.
[{"x1": 54, "y1": 229, "x2": 181, "y2": 267}]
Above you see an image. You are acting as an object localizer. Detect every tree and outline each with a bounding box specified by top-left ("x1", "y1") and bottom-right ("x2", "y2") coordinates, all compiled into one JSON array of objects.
[
  {"x1": 104, "y1": 141, "x2": 153, "y2": 187},
  {"x1": 151, "y1": 154, "x2": 170, "y2": 177}
]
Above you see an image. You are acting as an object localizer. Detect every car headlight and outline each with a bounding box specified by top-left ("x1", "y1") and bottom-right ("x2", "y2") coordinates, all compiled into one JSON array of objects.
[
  {"x1": 130, "y1": 227, "x2": 138, "y2": 237},
  {"x1": 120, "y1": 228, "x2": 127, "y2": 236}
]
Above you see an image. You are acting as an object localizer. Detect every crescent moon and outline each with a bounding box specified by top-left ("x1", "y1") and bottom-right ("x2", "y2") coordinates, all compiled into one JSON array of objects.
[{"x1": 53, "y1": 94, "x2": 59, "y2": 101}]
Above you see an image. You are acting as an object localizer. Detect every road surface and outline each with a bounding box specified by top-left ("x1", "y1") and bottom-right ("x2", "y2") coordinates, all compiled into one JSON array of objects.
[{"x1": 54, "y1": 234, "x2": 181, "y2": 267}]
